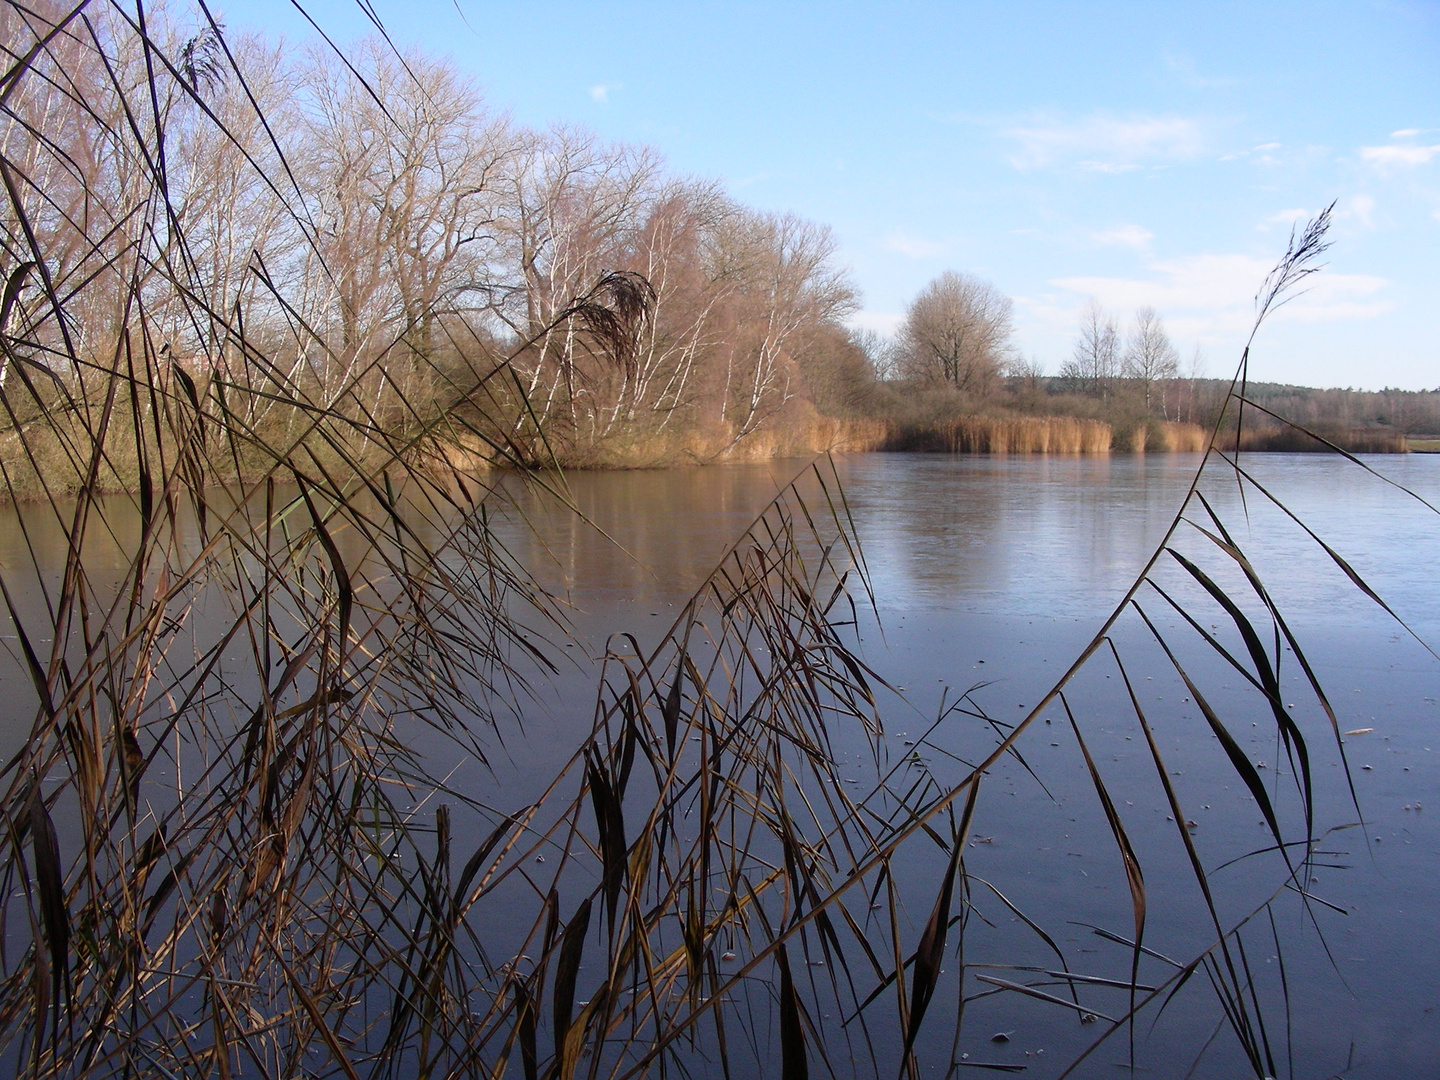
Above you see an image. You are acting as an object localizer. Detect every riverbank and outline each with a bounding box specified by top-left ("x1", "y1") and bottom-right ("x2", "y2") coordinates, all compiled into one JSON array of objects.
[
  {"x1": 546, "y1": 412, "x2": 1408, "y2": 465},
  {"x1": 0, "y1": 404, "x2": 1416, "y2": 503}
]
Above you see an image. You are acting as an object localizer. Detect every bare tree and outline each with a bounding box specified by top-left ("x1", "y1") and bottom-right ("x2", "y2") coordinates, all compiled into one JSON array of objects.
[
  {"x1": 1060, "y1": 298, "x2": 1120, "y2": 398},
  {"x1": 491, "y1": 128, "x2": 661, "y2": 436},
  {"x1": 1172, "y1": 343, "x2": 1207, "y2": 424},
  {"x1": 713, "y1": 210, "x2": 855, "y2": 443},
  {"x1": 897, "y1": 271, "x2": 1013, "y2": 395},
  {"x1": 1007, "y1": 353, "x2": 1046, "y2": 408},
  {"x1": 1123, "y1": 305, "x2": 1179, "y2": 410},
  {"x1": 611, "y1": 179, "x2": 730, "y2": 433},
  {"x1": 847, "y1": 327, "x2": 899, "y2": 382},
  {"x1": 298, "y1": 41, "x2": 514, "y2": 389}
]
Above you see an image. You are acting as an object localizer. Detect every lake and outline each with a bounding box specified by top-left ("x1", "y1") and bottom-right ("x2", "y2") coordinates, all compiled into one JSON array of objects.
[
  {"x1": 486, "y1": 451, "x2": 1440, "y2": 1078},
  {"x1": 1, "y1": 451, "x2": 1436, "y2": 1078}
]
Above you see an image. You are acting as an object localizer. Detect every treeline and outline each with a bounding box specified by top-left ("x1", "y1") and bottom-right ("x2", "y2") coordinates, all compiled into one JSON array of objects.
[
  {"x1": 855, "y1": 280, "x2": 1431, "y2": 453},
  {"x1": 858, "y1": 371, "x2": 1432, "y2": 454}
]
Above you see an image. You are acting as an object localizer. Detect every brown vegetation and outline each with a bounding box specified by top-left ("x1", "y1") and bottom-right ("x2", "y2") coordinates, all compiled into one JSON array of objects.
[
  {"x1": 883, "y1": 415, "x2": 1113, "y2": 454},
  {"x1": 1220, "y1": 423, "x2": 1408, "y2": 454}
]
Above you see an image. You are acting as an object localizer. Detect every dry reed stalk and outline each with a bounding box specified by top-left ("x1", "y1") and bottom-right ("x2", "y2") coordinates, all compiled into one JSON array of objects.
[
  {"x1": 885, "y1": 415, "x2": 1113, "y2": 454},
  {"x1": 1219, "y1": 424, "x2": 1407, "y2": 454},
  {"x1": 1158, "y1": 421, "x2": 1208, "y2": 452}
]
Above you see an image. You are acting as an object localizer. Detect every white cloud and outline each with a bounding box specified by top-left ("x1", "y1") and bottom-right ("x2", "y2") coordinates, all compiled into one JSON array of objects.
[
  {"x1": 1219, "y1": 142, "x2": 1286, "y2": 164},
  {"x1": 1361, "y1": 143, "x2": 1440, "y2": 167},
  {"x1": 1056, "y1": 254, "x2": 1270, "y2": 314},
  {"x1": 1051, "y1": 254, "x2": 1391, "y2": 333},
  {"x1": 1260, "y1": 207, "x2": 1312, "y2": 230},
  {"x1": 1344, "y1": 193, "x2": 1376, "y2": 228},
  {"x1": 589, "y1": 83, "x2": 614, "y2": 105},
  {"x1": 1162, "y1": 54, "x2": 1237, "y2": 91},
  {"x1": 1013, "y1": 294, "x2": 1089, "y2": 333},
  {"x1": 1079, "y1": 160, "x2": 1142, "y2": 174},
  {"x1": 1003, "y1": 113, "x2": 1205, "y2": 171},
  {"x1": 881, "y1": 232, "x2": 946, "y2": 259},
  {"x1": 1274, "y1": 299, "x2": 1395, "y2": 323},
  {"x1": 847, "y1": 310, "x2": 904, "y2": 335},
  {"x1": 1262, "y1": 198, "x2": 1374, "y2": 232},
  {"x1": 1391, "y1": 128, "x2": 1421, "y2": 138},
  {"x1": 1091, "y1": 225, "x2": 1153, "y2": 249}
]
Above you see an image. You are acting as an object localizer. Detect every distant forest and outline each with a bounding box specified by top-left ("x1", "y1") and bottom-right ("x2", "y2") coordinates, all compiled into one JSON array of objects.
[{"x1": 842, "y1": 372, "x2": 1440, "y2": 454}]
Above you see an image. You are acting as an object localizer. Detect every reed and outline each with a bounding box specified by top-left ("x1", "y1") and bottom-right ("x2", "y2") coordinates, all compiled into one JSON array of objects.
[
  {"x1": 884, "y1": 414, "x2": 1113, "y2": 453},
  {"x1": 1219, "y1": 423, "x2": 1408, "y2": 453},
  {"x1": 570, "y1": 406, "x2": 891, "y2": 466},
  {"x1": 1123, "y1": 419, "x2": 1209, "y2": 453},
  {"x1": 0, "y1": 11, "x2": 1430, "y2": 1079},
  {"x1": 1157, "y1": 419, "x2": 1208, "y2": 451}
]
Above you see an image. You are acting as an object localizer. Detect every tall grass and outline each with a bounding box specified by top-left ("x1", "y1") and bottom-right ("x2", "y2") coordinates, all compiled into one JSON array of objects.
[
  {"x1": 0, "y1": 11, "x2": 1433, "y2": 1080},
  {"x1": 884, "y1": 415, "x2": 1114, "y2": 453},
  {"x1": 1122, "y1": 419, "x2": 1210, "y2": 452},
  {"x1": 1218, "y1": 423, "x2": 1407, "y2": 454},
  {"x1": 548, "y1": 404, "x2": 890, "y2": 466}
]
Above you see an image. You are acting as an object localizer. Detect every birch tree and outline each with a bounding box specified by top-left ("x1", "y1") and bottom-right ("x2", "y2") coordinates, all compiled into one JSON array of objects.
[
  {"x1": 713, "y1": 211, "x2": 854, "y2": 443},
  {"x1": 1122, "y1": 305, "x2": 1179, "y2": 410},
  {"x1": 1060, "y1": 298, "x2": 1120, "y2": 398}
]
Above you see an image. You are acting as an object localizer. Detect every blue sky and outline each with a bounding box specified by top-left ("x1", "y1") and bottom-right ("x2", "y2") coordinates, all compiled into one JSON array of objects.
[{"x1": 225, "y1": 1, "x2": 1439, "y2": 390}]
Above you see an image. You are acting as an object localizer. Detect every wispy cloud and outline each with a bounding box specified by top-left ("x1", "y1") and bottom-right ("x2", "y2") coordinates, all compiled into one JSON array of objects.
[
  {"x1": 1260, "y1": 207, "x2": 1312, "y2": 230},
  {"x1": 1259, "y1": 196, "x2": 1374, "y2": 233},
  {"x1": 589, "y1": 83, "x2": 615, "y2": 105},
  {"x1": 1003, "y1": 113, "x2": 1205, "y2": 171},
  {"x1": 1162, "y1": 54, "x2": 1237, "y2": 90},
  {"x1": 1051, "y1": 254, "x2": 1391, "y2": 332},
  {"x1": 1080, "y1": 160, "x2": 1142, "y2": 175},
  {"x1": 1220, "y1": 141, "x2": 1282, "y2": 164},
  {"x1": 1091, "y1": 225, "x2": 1153, "y2": 250},
  {"x1": 1344, "y1": 193, "x2": 1376, "y2": 228},
  {"x1": 881, "y1": 232, "x2": 946, "y2": 259},
  {"x1": 1361, "y1": 143, "x2": 1440, "y2": 167}
]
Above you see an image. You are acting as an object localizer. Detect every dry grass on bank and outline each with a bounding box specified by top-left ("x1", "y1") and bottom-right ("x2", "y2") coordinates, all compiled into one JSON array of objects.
[
  {"x1": 1218, "y1": 424, "x2": 1408, "y2": 453},
  {"x1": 716, "y1": 410, "x2": 890, "y2": 461},
  {"x1": 524, "y1": 406, "x2": 890, "y2": 468},
  {"x1": 883, "y1": 415, "x2": 1113, "y2": 454},
  {"x1": 1127, "y1": 421, "x2": 1209, "y2": 452}
]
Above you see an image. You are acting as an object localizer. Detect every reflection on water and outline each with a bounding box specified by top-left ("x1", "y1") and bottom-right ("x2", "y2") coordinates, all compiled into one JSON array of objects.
[
  {"x1": 493, "y1": 452, "x2": 1440, "y2": 634},
  {"x1": 832, "y1": 453, "x2": 1198, "y2": 615},
  {"x1": 490, "y1": 454, "x2": 1196, "y2": 619}
]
